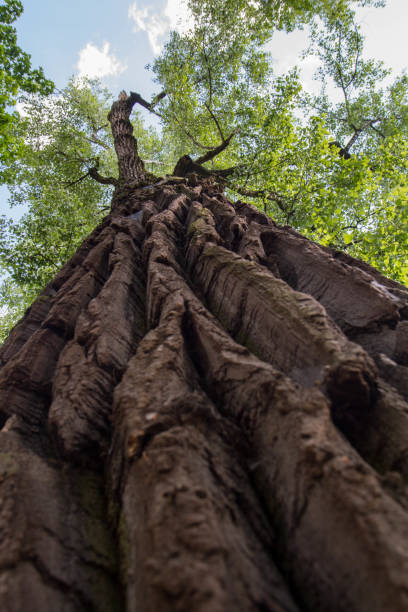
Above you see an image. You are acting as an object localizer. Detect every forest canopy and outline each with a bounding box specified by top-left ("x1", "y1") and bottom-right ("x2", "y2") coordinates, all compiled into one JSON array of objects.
[{"x1": 0, "y1": 0, "x2": 407, "y2": 339}]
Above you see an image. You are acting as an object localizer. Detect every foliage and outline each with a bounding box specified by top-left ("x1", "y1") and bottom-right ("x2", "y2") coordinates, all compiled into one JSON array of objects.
[
  {"x1": 186, "y1": 0, "x2": 385, "y2": 42},
  {"x1": 0, "y1": 277, "x2": 35, "y2": 342},
  {"x1": 0, "y1": 0, "x2": 53, "y2": 172},
  {"x1": 298, "y1": 15, "x2": 408, "y2": 280},
  {"x1": 152, "y1": 25, "x2": 297, "y2": 165}
]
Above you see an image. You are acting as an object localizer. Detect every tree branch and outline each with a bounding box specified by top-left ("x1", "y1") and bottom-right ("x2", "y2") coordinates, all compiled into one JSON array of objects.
[
  {"x1": 195, "y1": 131, "x2": 236, "y2": 165},
  {"x1": 336, "y1": 63, "x2": 352, "y2": 125},
  {"x1": 129, "y1": 91, "x2": 163, "y2": 118},
  {"x1": 164, "y1": 93, "x2": 214, "y2": 151},
  {"x1": 150, "y1": 90, "x2": 166, "y2": 108},
  {"x1": 54, "y1": 149, "x2": 93, "y2": 164},
  {"x1": 88, "y1": 166, "x2": 118, "y2": 186},
  {"x1": 369, "y1": 120, "x2": 386, "y2": 139},
  {"x1": 202, "y1": 46, "x2": 225, "y2": 141},
  {"x1": 172, "y1": 155, "x2": 237, "y2": 180},
  {"x1": 204, "y1": 103, "x2": 225, "y2": 141},
  {"x1": 343, "y1": 118, "x2": 375, "y2": 154},
  {"x1": 62, "y1": 172, "x2": 91, "y2": 188},
  {"x1": 212, "y1": 165, "x2": 242, "y2": 177},
  {"x1": 232, "y1": 185, "x2": 290, "y2": 214},
  {"x1": 88, "y1": 124, "x2": 110, "y2": 150},
  {"x1": 63, "y1": 164, "x2": 118, "y2": 188}
]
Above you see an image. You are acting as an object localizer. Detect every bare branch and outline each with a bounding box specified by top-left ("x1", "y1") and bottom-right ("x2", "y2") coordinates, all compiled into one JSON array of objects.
[
  {"x1": 232, "y1": 185, "x2": 290, "y2": 214},
  {"x1": 129, "y1": 91, "x2": 162, "y2": 118},
  {"x1": 204, "y1": 103, "x2": 225, "y2": 141},
  {"x1": 195, "y1": 131, "x2": 236, "y2": 165},
  {"x1": 150, "y1": 90, "x2": 166, "y2": 108},
  {"x1": 173, "y1": 154, "x2": 238, "y2": 180},
  {"x1": 63, "y1": 161, "x2": 118, "y2": 188},
  {"x1": 62, "y1": 172, "x2": 91, "y2": 188},
  {"x1": 212, "y1": 165, "x2": 242, "y2": 177},
  {"x1": 88, "y1": 166, "x2": 118, "y2": 186}
]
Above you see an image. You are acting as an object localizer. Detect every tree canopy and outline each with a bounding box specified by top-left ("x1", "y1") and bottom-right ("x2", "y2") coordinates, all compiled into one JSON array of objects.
[
  {"x1": 150, "y1": 0, "x2": 407, "y2": 280},
  {"x1": 0, "y1": 0, "x2": 407, "y2": 339}
]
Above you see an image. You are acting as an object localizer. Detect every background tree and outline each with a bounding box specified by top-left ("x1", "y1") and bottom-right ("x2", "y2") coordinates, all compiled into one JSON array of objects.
[
  {"x1": 186, "y1": 0, "x2": 386, "y2": 41},
  {"x1": 0, "y1": 0, "x2": 53, "y2": 174},
  {"x1": 301, "y1": 13, "x2": 408, "y2": 276}
]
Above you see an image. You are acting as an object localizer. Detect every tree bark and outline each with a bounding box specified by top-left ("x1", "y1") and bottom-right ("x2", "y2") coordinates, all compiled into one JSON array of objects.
[{"x1": 1, "y1": 94, "x2": 408, "y2": 611}]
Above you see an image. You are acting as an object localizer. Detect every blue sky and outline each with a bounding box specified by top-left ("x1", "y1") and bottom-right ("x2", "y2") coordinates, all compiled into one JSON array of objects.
[
  {"x1": 2, "y1": 0, "x2": 408, "y2": 221},
  {"x1": 15, "y1": 0, "x2": 193, "y2": 97}
]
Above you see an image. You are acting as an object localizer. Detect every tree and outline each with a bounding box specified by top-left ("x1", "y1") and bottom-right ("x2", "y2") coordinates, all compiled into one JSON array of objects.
[
  {"x1": 0, "y1": 0, "x2": 53, "y2": 172},
  {"x1": 0, "y1": 80, "x2": 408, "y2": 611},
  {"x1": 300, "y1": 12, "x2": 408, "y2": 277},
  {"x1": 1, "y1": 3, "x2": 408, "y2": 609}
]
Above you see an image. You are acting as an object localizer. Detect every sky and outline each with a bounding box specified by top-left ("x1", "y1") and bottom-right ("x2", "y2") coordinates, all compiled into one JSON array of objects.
[
  {"x1": 1, "y1": 0, "x2": 408, "y2": 220},
  {"x1": 14, "y1": 0, "x2": 193, "y2": 97}
]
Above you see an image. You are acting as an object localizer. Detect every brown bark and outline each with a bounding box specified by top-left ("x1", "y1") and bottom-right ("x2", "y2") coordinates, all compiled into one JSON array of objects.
[
  {"x1": 108, "y1": 91, "x2": 149, "y2": 185},
  {"x1": 1, "y1": 93, "x2": 408, "y2": 611}
]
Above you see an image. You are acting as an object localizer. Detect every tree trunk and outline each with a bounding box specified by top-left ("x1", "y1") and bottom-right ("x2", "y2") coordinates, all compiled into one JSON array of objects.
[{"x1": 1, "y1": 94, "x2": 408, "y2": 612}]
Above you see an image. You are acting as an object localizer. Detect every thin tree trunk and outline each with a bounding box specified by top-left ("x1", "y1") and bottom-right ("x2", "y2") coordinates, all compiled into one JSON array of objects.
[{"x1": 0, "y1": 93, "x2": 408, "y2": 611}]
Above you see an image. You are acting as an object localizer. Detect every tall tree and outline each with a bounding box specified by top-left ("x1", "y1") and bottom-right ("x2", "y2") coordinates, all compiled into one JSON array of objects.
[
  {"x1": 1, "y1": 3, "x2": 408, "y2": 609},
  {"x1": 0, "y1": 83, "x2": 408, "y2": 611}
]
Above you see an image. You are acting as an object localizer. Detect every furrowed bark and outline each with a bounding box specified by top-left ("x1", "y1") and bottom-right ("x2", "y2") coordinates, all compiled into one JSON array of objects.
[
  {"x1": 107, "y1": 191, "x2": 299, "y2": 611},
  {"x1": 0, "y1": 419, "x2": 121, "y2": 612},
  {"x1": 1, "y1": 95, "x2": 408, "y2": 611},
  {"x1": 49, "y1": 222, "x2": 146, "y2": 461}
]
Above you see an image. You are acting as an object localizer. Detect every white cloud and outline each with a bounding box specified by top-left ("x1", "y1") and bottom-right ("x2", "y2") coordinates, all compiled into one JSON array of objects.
[
  {"x1": 76, "y1": 42, "x2": 127, "y2": 79},
  {"x1": 164, "y1": 0, "x2": 194, "y2": 35},
  {"x1": 128, "y1": 5, "x2": 168, "y2": 55},
  {"x1": 15, "y1": 100, "x2": 29, "y2": 117},
  {"x1": 128, "y1": 0, "x2": 194, "y2": 55}
]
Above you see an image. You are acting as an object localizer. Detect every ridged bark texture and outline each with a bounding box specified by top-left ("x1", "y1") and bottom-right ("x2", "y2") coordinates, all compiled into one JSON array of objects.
[{"x1": 1, "y1": 175, "x2": 408, "y2": 612}]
